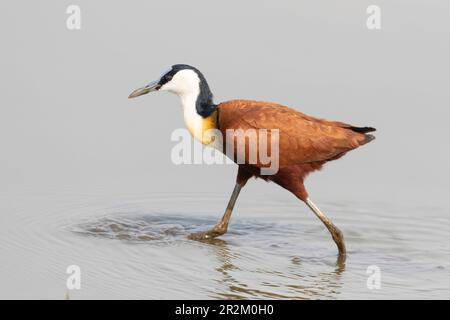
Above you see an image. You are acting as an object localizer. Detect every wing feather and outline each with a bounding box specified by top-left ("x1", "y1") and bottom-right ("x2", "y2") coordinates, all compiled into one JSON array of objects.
[{"x1": 218, "y1": 100, "x2": 374, "y2": 167}]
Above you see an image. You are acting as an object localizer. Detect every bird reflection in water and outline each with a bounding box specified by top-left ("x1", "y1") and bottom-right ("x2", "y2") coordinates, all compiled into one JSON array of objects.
[{"x1": 200, "y1": 237, "x2": 346, "y2": 300}]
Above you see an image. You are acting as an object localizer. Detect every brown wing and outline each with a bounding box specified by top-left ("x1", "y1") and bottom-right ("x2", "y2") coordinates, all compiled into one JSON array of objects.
[{"x1": 217, "y1": 99, "x2": 375, "y2": 167}]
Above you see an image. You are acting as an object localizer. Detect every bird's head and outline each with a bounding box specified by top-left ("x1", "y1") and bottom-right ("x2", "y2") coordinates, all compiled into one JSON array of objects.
[
  {"x1": 129, "y1": 64, "x2": 205, "y2": 97},
  {"x1": 128, "y1": 64, "x2": 216, "y2": 117}
]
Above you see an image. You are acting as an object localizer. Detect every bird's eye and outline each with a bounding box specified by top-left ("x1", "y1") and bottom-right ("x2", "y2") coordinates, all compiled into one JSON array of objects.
[{"x1": 159, "y1": 72, "x2": 173, "y2": 85}]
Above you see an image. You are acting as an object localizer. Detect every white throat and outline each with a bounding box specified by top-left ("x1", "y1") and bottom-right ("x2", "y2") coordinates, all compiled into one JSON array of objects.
[
  {"x1": 180, "y1": 90, "x2": 205, "y2": 141},
  {"x1": 160, "y1": 69, "x2": 207, "y2": 142}
]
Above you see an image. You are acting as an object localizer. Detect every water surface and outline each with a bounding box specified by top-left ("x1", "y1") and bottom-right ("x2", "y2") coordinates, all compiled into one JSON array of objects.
[{"x1": 0, "y1": 192, "x2": 449, "y2": 299}]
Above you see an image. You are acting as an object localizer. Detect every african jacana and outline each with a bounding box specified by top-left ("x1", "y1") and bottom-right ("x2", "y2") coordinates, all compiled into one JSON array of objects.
[{"x1": 129, "y1": 64, "x2": 376, "y2": 257}]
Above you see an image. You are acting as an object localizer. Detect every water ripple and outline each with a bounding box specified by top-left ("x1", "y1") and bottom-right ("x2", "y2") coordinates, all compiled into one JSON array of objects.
[{"x1": 1, "y1": 192, "x2": 449, "y2": 299}]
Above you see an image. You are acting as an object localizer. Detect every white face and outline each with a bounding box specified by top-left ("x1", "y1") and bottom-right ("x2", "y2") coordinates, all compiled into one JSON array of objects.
[{"x1": 159, "y1": 69, "x2": 200, "y2": 96}]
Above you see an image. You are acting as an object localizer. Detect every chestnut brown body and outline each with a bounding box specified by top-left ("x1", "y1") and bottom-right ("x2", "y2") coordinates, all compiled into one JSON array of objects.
[{"x1": 217, "y1": 99, "x2": 375, "y2": 201}]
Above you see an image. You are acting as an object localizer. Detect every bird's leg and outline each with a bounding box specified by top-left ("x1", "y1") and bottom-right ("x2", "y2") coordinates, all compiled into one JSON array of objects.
[
  {"x1": 305, "y1": 198, "x2": 347, "y2": 258},
  {"x1": 188, "y1": 183, "x2": 242, "y2": 240}
]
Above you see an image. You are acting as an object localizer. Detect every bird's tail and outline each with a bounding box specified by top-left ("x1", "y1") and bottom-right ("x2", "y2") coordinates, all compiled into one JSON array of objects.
[
  {"x1": 349, "y1": 126, "x2": 376, "y2": 134},
  {"x1": 348, "y1": 126, "x2": 376, "y2": 145},
  {"x1": 362, "y1": 133, "x2": 376, "y2": 144}
]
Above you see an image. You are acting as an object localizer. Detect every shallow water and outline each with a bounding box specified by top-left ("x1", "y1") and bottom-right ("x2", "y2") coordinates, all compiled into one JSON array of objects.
[{"x1": 0, "y1": 192, "x2": 449, "y2": 299}]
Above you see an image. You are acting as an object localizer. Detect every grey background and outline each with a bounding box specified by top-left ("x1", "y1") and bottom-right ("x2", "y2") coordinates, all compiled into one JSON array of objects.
[{"x1": 1, "y1": 0, "x2": 449, "y2": 207}]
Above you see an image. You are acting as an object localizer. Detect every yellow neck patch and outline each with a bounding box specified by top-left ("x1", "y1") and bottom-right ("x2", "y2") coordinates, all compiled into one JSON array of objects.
[{"x1": 185, "y1": 110, "x2": 218, "y2": 145}]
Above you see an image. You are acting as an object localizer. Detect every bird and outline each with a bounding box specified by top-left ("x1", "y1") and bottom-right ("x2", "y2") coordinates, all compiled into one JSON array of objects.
[{"x1": 128, "y1": 64, "x2": 376, "y2": 258}]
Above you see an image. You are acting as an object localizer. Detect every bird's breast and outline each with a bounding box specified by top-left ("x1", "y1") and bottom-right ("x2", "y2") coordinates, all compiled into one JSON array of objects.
[{"x1": 183, "y1": 107, "x2": 218, "y2": 145}]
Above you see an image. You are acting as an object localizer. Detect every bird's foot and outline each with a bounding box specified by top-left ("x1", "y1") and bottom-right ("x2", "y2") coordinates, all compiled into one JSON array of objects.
[
  {"x1": 330, "y1": 226, "x2": 347, "y2": 258},
  {"x1": 188, "y1": 224, "x2": 227, "y2": 241}
]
